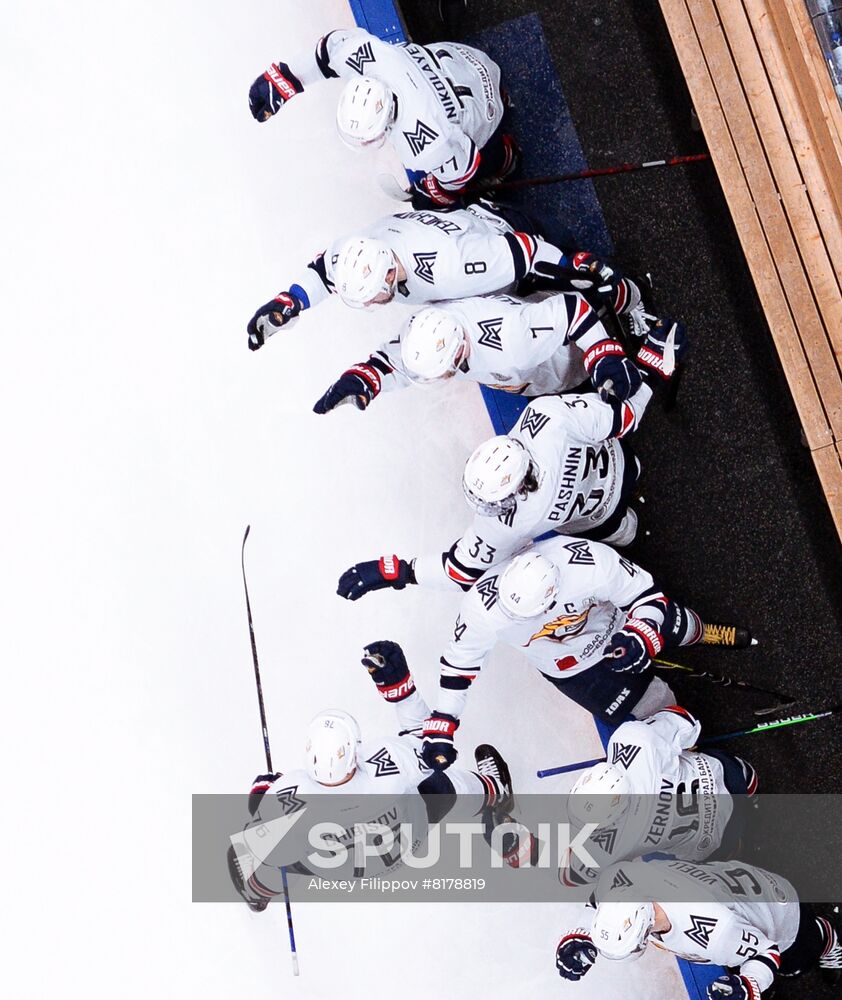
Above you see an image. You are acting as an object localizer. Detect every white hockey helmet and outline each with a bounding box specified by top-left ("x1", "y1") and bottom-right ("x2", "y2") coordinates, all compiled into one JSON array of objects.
[
  {"x1": 568, "y1": 762, "x2": 632, "y2": 828},
  {"x1": 497, "y1": 551, "x2": 560, "y2": 621},
  {"x1": 336, "y1": 77, "x2": 396, "y2": 149},
  {"x1": 333, "y1": 238, "x2": 398, "y2": 308},
  {"x1": 462, "y1": 436, "x2": 535, "y2": 516},
  {"x1": 592, "y1": 901, "x2": 655, "y2": 961},
  {"x1": 305, "y1": 710, "x2": 362, "y2": 786},
  {"x1": 400, "y1": 307, "x2": 469, "y2": 383}
]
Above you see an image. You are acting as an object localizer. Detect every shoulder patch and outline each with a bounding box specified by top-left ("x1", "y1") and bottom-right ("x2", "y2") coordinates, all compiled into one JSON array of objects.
[
  {"x1": 413, "y1": 251, "x2": 437, "y2": 284},
  {"x1": 564, "y1": 540, "x2": 595, "y2": 566},
  {"x1": 346, "y1": 42, "x2": 376, "y2": 75},
  {"x1": 476, "y1": 317, "x2": 504, "y2": 351},
  {"x1": 474, "y1": 574, "x2": 499, "y2": 609},
  {"x1": 611, "y1": 742, "x2": 642, "y2": 769},
  {"x1": 365, "y1": 747, "x2": 401, "y2": 777},
  {"x1": 274, "y1": 785, "x2": 307, "y2": 815},
  {"x1": 684, "y1": 915, "x2": 718, "y2": 950},
  {"x1": 403, "y1": 120, "x2": 439, "y2": 156},
  {"x1": 519, "y1": 408, "x2": 551, "y2": 439}
]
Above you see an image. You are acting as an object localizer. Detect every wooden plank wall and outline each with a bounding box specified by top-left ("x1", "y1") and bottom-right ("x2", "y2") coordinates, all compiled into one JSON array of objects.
[{"x1": 658, "y1": 0, "x2": 842, "y2": 538}]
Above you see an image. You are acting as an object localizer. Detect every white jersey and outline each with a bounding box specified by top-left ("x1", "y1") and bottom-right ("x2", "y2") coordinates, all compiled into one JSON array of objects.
[
  {"x1": 288, "y1": 204, "x2": 560, "y2": 312},
  {"x1": 562, "y1": 709, "x2": 737, "y2": 886},
  {"x1": 285, "y1": 29, "x2": 504, "y2": 187},
  {"x1": 414, "y1": 386, "x2": 652, "y2": 591},
  {"x1": 239, "y1": 689, "x2": 484, "y2": 891},
  {"x1": 436, "y1": 534, "x2": 660, "y2": 719},
  {"x1": 374, "y1": 291, "x2": 611, "y2": 399},
  {"x1": 592, "y1": 860, "x2": 800, "y2": 992}
]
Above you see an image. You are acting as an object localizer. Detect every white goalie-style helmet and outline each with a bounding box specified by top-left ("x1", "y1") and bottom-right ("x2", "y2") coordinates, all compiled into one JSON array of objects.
[
  {"x1": 568, "y1": 763, "x2": 632, "y2": 828},
  {"x1": 305, "y1": 710, "x2": 362, "y2": 786},
  {"x1": 333, "y1": 238, "x2": 398, "y2": 308},
  {"x1": 592, "y1": 901, "x2": 655, "y2": 962},
  {"x1": 400, "y1": 307, "x2": 469, "y2": 383},
  {"x1": 497, "y1": 551, "x2": 560, "y2": 621},
  {"x1": 336, "y1": 77, "x2": 396, "y2": 149},
  {"x1": 462, "y1": 436, "x2": 536, "y2": 516}
]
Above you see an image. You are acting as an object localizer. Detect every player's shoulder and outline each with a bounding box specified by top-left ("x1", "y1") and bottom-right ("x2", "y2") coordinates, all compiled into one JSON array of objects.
[
  {"x1": 359, "y1": 737, "x2": 424, "y2": 779},
  {"x1": 461, "y1": 567, "x2": 506, "y2": 621}
]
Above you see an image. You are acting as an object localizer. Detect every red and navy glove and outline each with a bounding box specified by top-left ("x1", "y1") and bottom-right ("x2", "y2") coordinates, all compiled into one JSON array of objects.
[
  {"x1": 637, "y1": 318, "x2": 688, "y2": 382},
  {"x1": 248, "y1": 772, "x2": 282, "y2": 816},
  {"x1": 605, "y1": 617, "x2": 664, "y2": 673},
  {"x1": 707, "y1": 974, "x2": 761, "y2": 1000},
  {"x1": 411, "y1": 174, "x2": 461, "y2": 211},
  {"x1": 582, "y1": 339, "x2": 643, "y2": 402},
  {"x1": 337, "y1": 555, "x2": 416, "y2": 601},
  {"x1": 421, "y1": 713, "x2": 460, "y2": 770},
  {"x1": 361, "y1": 640, "x2": 416, "y2": 702},
  {"x1": 313, "y1": 361, "x2": 383, "y2": 414},
  {"x1": 247, "y1": 292, "x2": 302, "y2": 350},
  {"x1": 249, "y1": 62, "x2": 304, "y2": 121},
  {"x1": 556, "y1": 931, "x2": 598, "y2": 981}
]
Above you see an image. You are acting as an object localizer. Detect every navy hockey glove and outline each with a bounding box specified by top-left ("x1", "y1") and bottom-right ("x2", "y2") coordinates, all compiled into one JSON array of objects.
[
  {"x1": 249, "y1": 62, "x2": 304, "y2": 121},
  {"x1": 337, "y1": 556, "x2": 416, "y2": 601},
  {"x1": 421, "y1": 713, "x2": 460, "y2": 770},
  {"x1": 361, "y1": 640, "x2": 416, "y2": 702},
  {"x1": 556, "y1": 932, "x2": 598, "y2": 981},
  {"x1": 605, "y1": 617, "x2": 664, "y2": 673},
  {"x1": 247, "y1": 292, "x2": 302, "y2": 351},
  {"x1": 582, "y1": 340, "x2": 643, "y2": 402},
  {"x1": 637, "y1": 318, "x2": 689, "y2": 382},
  {"x1": 313, "y1": 362, "x2": 382, "y2": 414},
  {"x1": 707, "y1": 974, "x2": 762, "y2": 1000},
  {"x1": 248, "y1": 772, "x2": 282, "y2": 816}
]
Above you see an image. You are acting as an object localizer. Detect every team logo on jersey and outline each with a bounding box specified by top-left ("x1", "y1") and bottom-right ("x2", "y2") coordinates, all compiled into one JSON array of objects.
[
  {"x1": 684, "y1": 915, "x2": 718, "y2": 950},
  {"x1": 611, "y1": 742, "x2": 642, "y2": 770},
  {"x1": 591, "y1": 827, "x2": 618, "y2": 854},
  {"x1": 564, "y1": 540, "x2": 596, "y2": 566},
  {"x1": 365, "y1": 747, "x2": 401, "y2": 778},
  {"x1": 519, "y1": 408, "x2": 551, "y2": 439},
  {"x1": 610, "y1": 868, "x2": 633, "y2": 890},
  {"x1": 618, "y1": 556, "x2": 638, "y2": 578},
  {"x1": 497, "y1": 507, "x2": 516, "y2": 527},
  {"x1": 274, "y1": 784, "x2": 307, "y2": 815},
  {"x1": 346, "y1": 42, "x2": 376, "y2": 75},
  {"x1": 475, "y1": 575, "x2": 499, "y2": 610},
  {"x1": 527, "y1": 608, "x2": 590, "y2": 644},
  {"x1": 403, "y1": 119, "x2": 439, "y2": 156},
  {"x1": 476, "y1": 317, "x2": 504, "y2": 351},
  {"x1": 412, "y1": 251, "x2": 437, "y2": 284}
]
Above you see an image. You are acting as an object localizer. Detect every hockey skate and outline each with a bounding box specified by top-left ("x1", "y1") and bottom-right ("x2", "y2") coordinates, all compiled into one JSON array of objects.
[
  {"x1": 702, "y1": 622, "x2": 755, "y2": 649},
  {"x1": 820, "y1": 908, "x2": 842, "y2": 985},
  {"x1": 474, "y1": 743, "x2": 513, "y2": 815}
]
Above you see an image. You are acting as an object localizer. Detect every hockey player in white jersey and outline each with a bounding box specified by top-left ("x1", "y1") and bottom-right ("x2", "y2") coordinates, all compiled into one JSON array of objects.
[
  {"x1": 227, "y1": 641, "x2": 513, "y2": 910},
  {"x1": 555, "y1": 859, "x2": 842, "y2": 996},
  {"x1": 313, "y1": 282, "x2": 681, "y2": 412},
  {"x1": 247, "y1": 29, "x2": 518, "y2": 207},
  {"x1": 353, "y1": 538, "x2": 746, "y2": 770},
  {"x1": 559, "y1": 705, "x2": 759, "y2": 887},
  {"x1": 336, "y1": 372, "x2": 683, "y2": 599},
  {"x1": 246, "y1": 200, "x2": 652, "y2": 360}
]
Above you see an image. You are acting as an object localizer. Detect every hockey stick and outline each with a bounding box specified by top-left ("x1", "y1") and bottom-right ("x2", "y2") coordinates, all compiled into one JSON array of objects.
[
  {"x1": 483, "y1": 153, "x2": 711, "y2": 193},
  {"x1": 241, "y1": 525, "x2": 300, "y2": 977},
  {"x1": 653, "y1": 657, "x2": 796, "y2": 718},
  {"x1": 536, "y1": 704, "x2": 841, "y2": 777}
]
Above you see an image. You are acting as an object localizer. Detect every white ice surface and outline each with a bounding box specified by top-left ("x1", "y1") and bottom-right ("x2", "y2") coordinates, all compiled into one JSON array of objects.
[{"x1": 1, "y1": 1, "x2": 688, "y2": 996}]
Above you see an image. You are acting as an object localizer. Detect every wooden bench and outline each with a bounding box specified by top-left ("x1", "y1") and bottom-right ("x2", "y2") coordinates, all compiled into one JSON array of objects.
[{"x1": 658, "y1": 0, "x2": 842, "y2": 540}]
